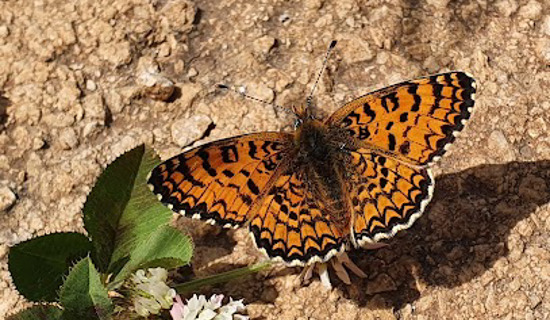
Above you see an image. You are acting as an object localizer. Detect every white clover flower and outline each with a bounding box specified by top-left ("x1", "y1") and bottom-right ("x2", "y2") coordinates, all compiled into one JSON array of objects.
[
  {"x1": 130, "y1": 267, "x2": 176, "y2": 317},
  {"x1": 170, "y1": 294, "x2": 248, "y2": 320}
]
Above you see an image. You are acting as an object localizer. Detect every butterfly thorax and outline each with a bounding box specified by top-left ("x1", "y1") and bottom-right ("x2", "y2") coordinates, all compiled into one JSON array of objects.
[
  {"x1": 292, "y1": 118, "x2": 352, "y2": 231},
  {"x1": 294, "y1": 118, "x2": 331, "y2": 162}
]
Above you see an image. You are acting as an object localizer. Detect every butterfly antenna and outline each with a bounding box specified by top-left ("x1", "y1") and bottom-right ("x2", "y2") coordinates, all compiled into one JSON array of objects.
[
  {"x1": 306, "y1": 40, "x2": 337, "y2": 108},
  {"x1": 216, "y1": 84, "x2": 292, "y2": 115}
]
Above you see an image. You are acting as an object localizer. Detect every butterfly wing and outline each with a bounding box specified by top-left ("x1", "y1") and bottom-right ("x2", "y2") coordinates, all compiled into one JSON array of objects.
[
  {"x1": 249, "y1": 168, "x2": 346, "y2": 266},
  {"x1": 148, "y1": 132, "x2": 292, "y2": 228},
  {"x1": 326, "y1": 72, "x2": 476, "y2": 165},
  {"x1": 346, "y1": 150, "x2": 434, "y2": 246}
]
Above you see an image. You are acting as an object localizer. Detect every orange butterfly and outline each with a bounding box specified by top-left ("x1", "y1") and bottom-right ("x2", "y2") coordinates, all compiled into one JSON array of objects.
[{"x1": 147, "y1": 41, "x2": 476, "y2": 266}]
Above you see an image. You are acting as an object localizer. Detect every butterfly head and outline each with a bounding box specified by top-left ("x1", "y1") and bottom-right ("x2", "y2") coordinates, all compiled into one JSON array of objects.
[{"x1": 292, "y1": 103, "x2": 315, "y2": 129}]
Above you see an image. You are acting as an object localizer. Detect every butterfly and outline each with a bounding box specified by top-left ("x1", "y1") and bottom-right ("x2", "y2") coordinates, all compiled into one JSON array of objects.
[{"x1": 147, "y1": 44, "x2": 476, "y2": 267}]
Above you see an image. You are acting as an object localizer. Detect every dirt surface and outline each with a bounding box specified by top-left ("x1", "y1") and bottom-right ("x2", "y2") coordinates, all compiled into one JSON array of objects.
[{"x1": 1, "y1": 0, "x2": 550, "y2": 319}]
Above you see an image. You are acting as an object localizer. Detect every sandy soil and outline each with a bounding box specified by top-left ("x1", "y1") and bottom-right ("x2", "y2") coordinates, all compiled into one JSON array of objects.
[{"x1": 1, "y1": 0, "x2": 550, "y2": 319}]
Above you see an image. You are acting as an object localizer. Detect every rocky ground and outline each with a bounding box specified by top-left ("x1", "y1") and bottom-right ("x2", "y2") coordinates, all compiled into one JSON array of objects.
[{"x1": 1, "y1": 0, "x2": 550, "y2": 319}]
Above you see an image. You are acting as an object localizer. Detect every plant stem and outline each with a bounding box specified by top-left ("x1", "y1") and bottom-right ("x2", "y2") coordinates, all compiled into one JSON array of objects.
[{"x1": 174, "y1": 261, "x2": 272, "y2": 294}]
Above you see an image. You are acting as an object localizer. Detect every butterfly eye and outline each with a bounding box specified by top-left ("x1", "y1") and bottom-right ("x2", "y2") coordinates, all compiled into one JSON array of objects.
[{"x1": 294, "y1": 118, "x2": 303, "y2": 129}]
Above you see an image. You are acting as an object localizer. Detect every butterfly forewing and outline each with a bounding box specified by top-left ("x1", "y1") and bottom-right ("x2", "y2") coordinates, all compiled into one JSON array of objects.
[
  {"x1": 148, "y1": 132, "x2": 292, "y2": 228},
  {"x1": 327, "y1": 72, "x2": 476, "y2": 165}
]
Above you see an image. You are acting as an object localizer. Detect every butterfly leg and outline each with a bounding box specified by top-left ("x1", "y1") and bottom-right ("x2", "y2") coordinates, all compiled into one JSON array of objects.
[{"x1": 298, "y1": 251, "x2": 368, "y2": 289}]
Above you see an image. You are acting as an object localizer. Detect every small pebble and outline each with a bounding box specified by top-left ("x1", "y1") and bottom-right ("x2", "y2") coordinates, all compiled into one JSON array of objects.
[
  {"x1": 518, "y1": 0, "x2": 542, "y2": 20},
  {"x1": 542, "y1": 16, "x2": 550, "y2": 36},
  {"x1": 138, "y1": 71, "x2": 175, "y2": 101},
  {"x1": 171, "y1": 114, "x2": 212, "y2": 148},
  {"x1": 86, "y1": 79, "x2": 97, "y2": 91},
  {"x1": 0, "y1": 186, "x2": 16, "y2": 212},
  {"x1": 187, "y1": 68, "x2": 198, "y2": 78},
  {"x1": 58, "y1": 127, "x2": 79, "y2": 150}
]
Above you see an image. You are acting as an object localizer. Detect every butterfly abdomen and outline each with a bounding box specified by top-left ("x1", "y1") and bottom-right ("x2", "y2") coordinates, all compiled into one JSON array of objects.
[{"x1": 292, "y1": 119, "x2": 353, "y2": 232}]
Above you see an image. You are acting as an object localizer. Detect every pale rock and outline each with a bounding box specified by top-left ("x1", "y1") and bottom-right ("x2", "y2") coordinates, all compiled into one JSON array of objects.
[
  {"x1": 11, "y1": 126, "x2": 31, "y2": 152},
  {"x1": 86, "y1": 79, "x2": 97, "y2": 91},
  {"x1": 174, "y1": 59, "x2": 185, "y2": 74},
  {"x1": 26, "y1": 152, "x2": 43, "y2": 177},
  {"x1": 335, "y1": 0, "x2": 359, "y2": 18},
  {"x1": 519, "y1": 144, "x2": 535, "y2": 158},
  {"x1": 82, "y1": 92, "x2": 105, "y2": 122},
  {"x1": 42, "y1": 112, "x2": 76, "y2": 128},
  {"x1": 253, "y1": 35, "x2": 276, "y2": 56},
  {"x1": 524, "y1": 311, "x2": 536, "y2": 320},
  {"x1": 247, "y1": 84, "x2": 274, "y2": 103},
  {"x1": 137, "y1": 56, "x2": 160, "y2": 75},
  {"x1": 104, "y1": 90, "x2": 124, "y2": 114},
  {"x1": 32, "y1": 137, "x2": 45, "y2": 150},
  {"x1": 111, "y1": 135, "x2": 138, "y2": 157},
  {"x1": 187, "y1": 68, "x2": 198, "y2": 78},
  {"x1": 345, "y1": 16, "x2": 355, "y2": 28},
  {"x1": 0, "y1": 155, "x2": 8, "y2": 170},
  {"x1": 98, "y1": 41, "x2": 132, "y2": 67},
  {"x1": 157, "y1": 42, "x2": 171, "y2": 57},
  {"x1": 81, "y1": 121, "x2": 103, "y2": 138},
  {"x1": 376, "y1": 51, "x2": 389, "y2": 65},
  {"x1": 13, "y1": 102, "x2": 41, "y2": 125},
  {"x1": 171, "y1": 114, "x2": 212, "y2": 147},
  {"x1": 488, "y1": 130, "x2": 514, "y2": 160},
  {"x1": 541, "y1": 265, "x2": 550, "y2": 281},
  {"x1": 426, "y1": 0, "x2": 450, "y2": 8},
  {"x1": 0, "y1": 133, "x2": 8, "y2": 150},
  {"x1": 160, "y1": 0, "x2": 196, "y2": 33},
  {"x1": 518, "y1": 0, "x2": 542, "y2": 20},
  {"x1": 137, "y1": 70, "x2": 167, "y2": 88},
  {"x1": 340, "y1": 37, "x2": 374, "y2": 64},
  {"x1": 495, "y1": 0, "x2": 519, "y2": 17},
  {"x1": 0, "y1": 25, "x2": 9, "y2": 38},
  {"x1": 305, "y1": 0, "x2": 323, "y2": 10},
  {"x1": 314, "y1": 14, "x2": 332, "y2": 28},
  {"x1": 526, "y1": 117, "x2": 546, "y2": 138},
  {"x1": 537, "y1": 39, "x2": 550, "y2": 64},
  {"x1": 0, "y1": 186, "x2": 16, "y2": 212},
  {"x1": 178, "y1": 83, "x2": 202, "y2": 111},
  {"x1": 508, "y1": 234, "x2": 525, "y2": 262},
  {"x1": 369, "y1": 5, "x2": 393, "y2": 23},
  {"x1": 0, "y1": 245, "x2": 7, "y2": 259},
  {"x1": 58, "y1": 127, "x2": 79, "y2": 150},
  {"x1": 56, "y1": 83, "x2": 81, "y2": 111},
  {"x1": 542, "y1": 16, "x2": 550, "y2": 36},
  {"x1": 515, "y1": 219, "x2": 534, "y2": 238}
]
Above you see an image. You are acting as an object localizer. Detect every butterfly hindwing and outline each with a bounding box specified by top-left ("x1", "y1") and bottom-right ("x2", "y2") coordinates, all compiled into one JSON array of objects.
[
  {"x1": 148, "y1": 133, "x2": 292, "y2": 228},
  {"x1": 327, "y1": 72, "x2": 476, "y2": 165},
  {"x1": 249, "y1": 169, "x2": 346, "y2": 265},
  {"x1": 347, "y1": 149, "x2": 434, "y2": 246}
]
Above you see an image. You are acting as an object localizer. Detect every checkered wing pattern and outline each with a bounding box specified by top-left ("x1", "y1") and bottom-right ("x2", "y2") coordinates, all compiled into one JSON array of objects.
[
  {"x1": 249, "y1": 169, "x2": 346, "y2": 265},
  {"x1": 327, "y1": 72, "x2": 476, "y2": 165},
  {"x1": 148, "y1": 133, "x2": 292, "y2": 228},
  {"x1": 346, "y1": 149, "x2": 434, "y2": 246}
]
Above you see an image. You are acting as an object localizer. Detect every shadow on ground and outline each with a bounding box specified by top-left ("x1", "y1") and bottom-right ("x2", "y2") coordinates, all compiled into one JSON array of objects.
[
  {"x1": 341, "y1": 160, "x2": 550, "y2": 308},
  {"x1": 175, "y1": 160, "x2": 549, "y2": 310}
]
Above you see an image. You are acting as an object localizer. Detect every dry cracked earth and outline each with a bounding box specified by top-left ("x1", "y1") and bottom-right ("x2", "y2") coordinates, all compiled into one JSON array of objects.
[{"x1": 1, "y1": 0, "x2": 550, "y2": 319}]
